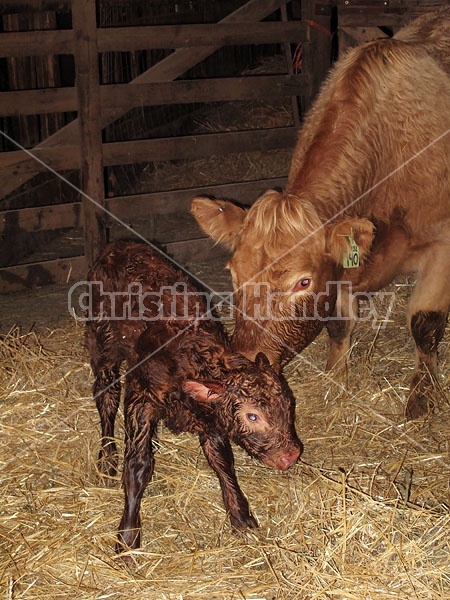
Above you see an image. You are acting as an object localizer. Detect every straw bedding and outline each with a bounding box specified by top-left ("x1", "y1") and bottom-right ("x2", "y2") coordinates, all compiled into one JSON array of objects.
[{"x1": 1, "y1": 275, "x2": 449, "y2": 599}]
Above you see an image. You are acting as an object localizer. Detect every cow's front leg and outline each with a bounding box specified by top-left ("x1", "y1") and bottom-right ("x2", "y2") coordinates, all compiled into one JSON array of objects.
[
  {"x1": 326, "y1": 286, "x2": 358, "y2": 372},
  {"x1": 200, "y1": 433, "x2": 258, "y2": 530},
  {"x1": 407, "y1": 310, "x2": 448, "y2": 419},
  {"x1": 117, "y1": 388, "x2": 158, "y2": 553},
  {"x1": 406, "y1": 246, "x2": 450, "y2": 419}
]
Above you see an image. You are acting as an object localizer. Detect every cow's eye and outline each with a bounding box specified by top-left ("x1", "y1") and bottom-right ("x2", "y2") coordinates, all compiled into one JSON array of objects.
[
  {"x1": 247, "y1": 413, "x2": 259, "y2": 422},
  {"x1": 293, "y1": 278, "x2": 311, "y2": 292}
]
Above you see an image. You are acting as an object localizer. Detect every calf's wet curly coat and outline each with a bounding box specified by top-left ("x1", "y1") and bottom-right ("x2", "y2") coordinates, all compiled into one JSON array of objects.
[{"x1": 85, "y1": 241, "x2": 302, "y2": 551}]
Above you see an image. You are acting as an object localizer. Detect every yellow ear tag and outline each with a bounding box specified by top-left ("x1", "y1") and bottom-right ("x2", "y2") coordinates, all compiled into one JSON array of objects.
[{"x1": 343, "y1": 236, "x2": 360, "y2": 268}]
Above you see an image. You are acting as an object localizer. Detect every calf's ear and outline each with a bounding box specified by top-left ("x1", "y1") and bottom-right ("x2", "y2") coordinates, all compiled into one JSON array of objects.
[
  {"x1": 182, "y1": 379, "x2": 225, "y2": 403},
  {"x1": 190, "y1": 197, "x2": 246, "y2": 250},
  {"x1": 326, "y1": 218, "x2": 375, "y2": 266},
  {"x1": 255, "y1": 352, "x2": 271, "y2": 370}
]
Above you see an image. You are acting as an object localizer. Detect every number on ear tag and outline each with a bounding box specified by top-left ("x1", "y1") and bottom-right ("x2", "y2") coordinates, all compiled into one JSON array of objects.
[{"x1": 343, "y1": 236, "x2": 360, "y2": 269}]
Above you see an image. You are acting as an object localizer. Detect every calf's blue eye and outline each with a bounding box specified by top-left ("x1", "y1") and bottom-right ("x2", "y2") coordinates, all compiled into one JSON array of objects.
[{"x1": 247, "y1": 413, "x2": 258, "y2": 422}]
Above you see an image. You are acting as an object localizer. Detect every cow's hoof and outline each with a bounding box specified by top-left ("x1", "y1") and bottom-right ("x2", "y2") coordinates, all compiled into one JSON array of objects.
[{"x1": 406, "y1": 374, "x2": 435, "y2": 420}]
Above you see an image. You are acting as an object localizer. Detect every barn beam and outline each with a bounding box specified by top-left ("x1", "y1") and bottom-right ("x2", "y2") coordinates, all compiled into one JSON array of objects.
[
  {"x1": 0, "y1": 176, "x2": 288, "y2": 237},
  {"x1": 72, "y1": 0, "x2": 106, "y2": 267},
  {"x1": 0, "y1": 256, "x2": 86, "y2": 295},
  {"x1": 0, "y1": 127, "x2": 297, "y2": 174},
  {"x1": 0, "y1": 74, "x2": 306, "y2": 116},
  {"x1": 0, "y1": 22, "x2": 307, "y2": 58},
  {"x1": 0, "y1": 237, "x2": 228, "y2": 294}
]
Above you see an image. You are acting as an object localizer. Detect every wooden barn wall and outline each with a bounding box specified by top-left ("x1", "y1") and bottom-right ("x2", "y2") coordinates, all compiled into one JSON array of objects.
[
  {"x1": 0, "y1": 0, "x2": 321, "y2": 293},
  {"x1": 0, "y1": 0, "x2": 445, "y2": 292}
]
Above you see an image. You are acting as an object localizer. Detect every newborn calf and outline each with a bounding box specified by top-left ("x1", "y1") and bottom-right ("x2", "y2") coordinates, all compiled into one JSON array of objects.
[{"x1": 85, "y1": 241, "x2": 302, "y2": 551}]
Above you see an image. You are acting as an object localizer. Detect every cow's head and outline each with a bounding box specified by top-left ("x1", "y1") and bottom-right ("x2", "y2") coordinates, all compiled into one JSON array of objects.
[{"x1": 191, "y1": 192, "x2": 375, "y2": 369}]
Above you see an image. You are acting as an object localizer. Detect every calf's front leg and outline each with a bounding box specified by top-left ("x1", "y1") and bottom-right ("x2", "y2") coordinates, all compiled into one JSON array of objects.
[{"x1": 200, "y1": 433, "x2": 258, "y2": 529}]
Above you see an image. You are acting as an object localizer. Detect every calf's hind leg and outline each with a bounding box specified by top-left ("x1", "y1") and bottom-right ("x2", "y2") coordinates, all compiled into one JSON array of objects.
[
  {"x1": 87, "y1": 322, "x2": 122, "y2": 484},
  {"x1": 93, "y1": 362, "x2": 122, "y2": 483},
  {"x1": 406, "y1": 248, "x2": 450, "y2": 419}
]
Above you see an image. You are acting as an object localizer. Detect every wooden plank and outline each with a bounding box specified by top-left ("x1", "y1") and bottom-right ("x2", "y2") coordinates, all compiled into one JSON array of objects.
[
  {"x1": 338, "y1": 26, "x2": 389, "y2": 53},
  {"x1": 0, "y1": 203, "x2": 82, "y2": 235},
  {"x1": 0, "y1": 0, "x2": 291, "y2": 200},
  {"x1": 0, "y1": 127, "x2": 297, "y2": 173},
  {"x1": 0, "y1": 74, "x2": 306, "y2": 116},
  {"x1": 0, "y1": 255, "x2": 86, "y2": 294},
  {"x1": 0, "y1": 177, "x2": 288, "y2": 236},
  {"x1": 72, "y1": 0, "x2": 106, "y2": 267},
  {"x1": 102, "y1": 128, "x2": 297, "y2": 166},
  {"x1": 107, "y1": 177, "x2": 288, "y2": 220},
  {"x1": 0, "y1": 22, "x2": 307, "y2": 59},
  {"x1": 0, "y1": 29, "x2": 74, "y2": 58},
  {"x1": 339, "y1": 27, "x2": 389, "y2": 44},
  {"x1": 0, "y1": 240, "x2": 224, "y2": 293},
  {"x1": 339, "y1": 14, "x2": 404, "y2": 28},
  {"x1": 163, "y1": 237, "x2": 229, "y2": 265},
  {"x1": 0, "y1": 87, "x2": 76, "y2": 116},
  {"x1": 101, "y1": 73, "x2": 306, "y2": 111},
  {"x1": 96, "y1": 22, "x2": 307, "y2": 52},
  {"x1": 0, "y1": 144, "x2": 80, "y2": 172}
]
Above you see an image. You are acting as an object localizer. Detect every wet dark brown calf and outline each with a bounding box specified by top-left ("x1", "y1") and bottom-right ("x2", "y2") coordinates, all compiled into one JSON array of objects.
[{"x1": 85, "y1": 241, "x2": 302, "y2": 552}]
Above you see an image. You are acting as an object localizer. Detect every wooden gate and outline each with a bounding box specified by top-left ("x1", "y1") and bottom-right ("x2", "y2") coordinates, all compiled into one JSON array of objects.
[
  {"x1": 0, "y1": 0, "x2": 443, "y2": 293},
  {"x1": 0, "y1": 0, "x2": 337, "y2": 292}
]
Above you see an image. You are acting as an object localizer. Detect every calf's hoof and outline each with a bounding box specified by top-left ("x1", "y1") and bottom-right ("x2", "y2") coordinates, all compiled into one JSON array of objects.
[
  {"x1": 116, "y1": 520, "x2": 141, "y2": 554},
  {"x1": 230, "y1": 512, "x2": 259, "y2": 530},
  {"x1": 405, "y1": 374, "x2": 435, "y2": 420},
  {"x1": 97, "y1": 452, "x2": 118, "y2": 485}
]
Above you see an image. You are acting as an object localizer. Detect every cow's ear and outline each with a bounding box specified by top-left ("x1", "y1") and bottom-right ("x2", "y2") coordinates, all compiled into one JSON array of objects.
[
  {"x1": 326, "y1": 218, "x2": 375, "y2": 266},
  {"x1": 191, "y1": 197, "x2": 246, "y2": 250},
  {"x1": 182, "y1": 380, "x2": 225, "y2": 403}
]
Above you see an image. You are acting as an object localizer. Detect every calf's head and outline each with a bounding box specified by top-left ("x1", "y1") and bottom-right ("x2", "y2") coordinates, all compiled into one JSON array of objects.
[
  {"x1": 183, "y1": 352, "x2": 302, "y2": 470},
  {"x1": 191, "y1": 192, "x2": 374, "y2": 369}
]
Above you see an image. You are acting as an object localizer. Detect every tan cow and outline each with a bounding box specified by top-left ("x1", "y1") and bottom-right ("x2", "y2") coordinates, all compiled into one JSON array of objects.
[{"x1": 191, "y1": 8, "x2": 450, "y2": 420}]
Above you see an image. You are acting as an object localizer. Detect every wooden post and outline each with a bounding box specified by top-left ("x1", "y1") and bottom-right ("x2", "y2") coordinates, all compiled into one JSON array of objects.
[
  {"x1": 301, "y1": 0, "x2": 333, "y2": 110},
  {"x1": 280, "y1": 1, "x2": 301, "y2": 127},
  {"x1": 72, "y1": 0, "x2": 106, "y2": 268}
]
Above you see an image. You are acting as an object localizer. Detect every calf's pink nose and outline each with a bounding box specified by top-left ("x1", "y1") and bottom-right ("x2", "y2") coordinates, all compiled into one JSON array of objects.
[{"x1": 277, "y1": 449, "x2": 301, "y2": 471}]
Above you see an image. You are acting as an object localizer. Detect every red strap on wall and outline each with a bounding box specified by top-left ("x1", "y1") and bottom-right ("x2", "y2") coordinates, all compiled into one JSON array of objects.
[{"x1": 304, "y1": 19, "x2": 333, "y2": 38}]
